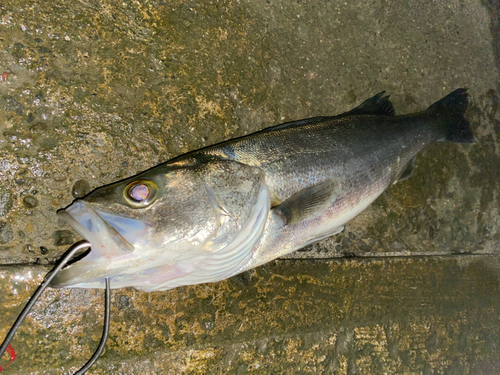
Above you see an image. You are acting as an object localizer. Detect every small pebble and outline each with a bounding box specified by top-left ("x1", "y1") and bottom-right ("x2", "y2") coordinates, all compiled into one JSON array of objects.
[
  {"x1": 40, "y1": 137, "x2": 58, "y2": 150},
  {"x1": 71, "y1": 179, "x2": 90, "y2": 198},
  {"x1": 390, "y1": 240, "x2": 405, "y2": 250},
  {"x1": 25, "y1": 243, "x2": 34, "y2": 252},
  {"x1": 29, "y1": 122, "x2": 48, "y2": 132},
  {"x1": 0, "y1": 192, "x2": 13, "y2": 217},
  {"x1": 23, "y1": 195, "x2": 38, "y2": 208},
  {"x1": 342, "y1": 237, "x2": 352, "y2": 247},
  {"x1": 36, "y1": 258, "x2": 49, "y2": 265},
  {"x1": 57, "y1": 216, "x2": 69, "y2": 227},
  {"x1": 356, "y1": 240, "x2": 371, "y2": 252},
  {"x1": 53, "y1": 230, "x2": 74, "y2": 246},
  {"x1": 117, "y1": 295, "x2": 131, "y2": 310},
  {"x1": 0, "y1": 221, "x2": 13, "y2": 244}
]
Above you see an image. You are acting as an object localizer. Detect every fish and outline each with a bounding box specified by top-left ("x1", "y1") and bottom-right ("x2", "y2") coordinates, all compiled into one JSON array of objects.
[{"x1": 50, "y1": 89, "x2": 472, "y2": 291}]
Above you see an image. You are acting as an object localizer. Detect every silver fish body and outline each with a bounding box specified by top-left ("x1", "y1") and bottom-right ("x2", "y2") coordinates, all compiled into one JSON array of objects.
[{"x1": 51, "y1": 89, "x2": 472, "y2": 291}]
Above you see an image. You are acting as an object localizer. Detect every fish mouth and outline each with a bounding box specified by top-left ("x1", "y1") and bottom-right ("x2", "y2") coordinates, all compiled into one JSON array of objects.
[
  {"x1": 50, "y1": 200, "x2": 139, "y2": 288},
  {"x1": 59, "y1": 201, "x2": 135, "y2": 258}
]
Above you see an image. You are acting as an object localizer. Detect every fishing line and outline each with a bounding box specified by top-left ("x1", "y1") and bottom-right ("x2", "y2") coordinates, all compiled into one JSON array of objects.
[{"x1": 0, "y1": 241, "x2": 111, "y2": 374}]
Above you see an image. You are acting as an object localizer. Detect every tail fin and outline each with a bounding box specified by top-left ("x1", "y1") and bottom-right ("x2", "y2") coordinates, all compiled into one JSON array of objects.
[{"x1": 428, "y1": 88, "x2": 473, "y2": 143}]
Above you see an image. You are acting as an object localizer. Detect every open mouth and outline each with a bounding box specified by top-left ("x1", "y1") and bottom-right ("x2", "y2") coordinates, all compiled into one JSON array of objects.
[
  {"x1": 49, "y1": 201, "x2": 143, "y2": 288},
  {"x1": 57, "y1": 201, "x2": 135, "y2": 260}
]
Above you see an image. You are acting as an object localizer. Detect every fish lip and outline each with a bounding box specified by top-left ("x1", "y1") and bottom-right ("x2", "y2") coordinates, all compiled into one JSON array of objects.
[
  {"x1": 51, "y1": 201, "x2": 149, "y2": 288},
  {"x1": 57, "y1": 200, "x2": 135, "y2": 259},
  {"x1": 92, "y1": 209, "x2": 135, "y2": 250},
  {"x1": 50, "y1": 201, "x2": 136, "y2": 288}
]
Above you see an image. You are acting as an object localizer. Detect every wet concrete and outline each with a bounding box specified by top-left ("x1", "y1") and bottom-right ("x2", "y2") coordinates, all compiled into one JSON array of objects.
[
  {"x1": 1, "y1": 255, "x2": 500, "y2": 373},
  {"x1": 0, "y1": 0, "x2": 498, "y2": 264},
  {"x1": 0, "y1": 0, "x2": 499, "y2": 373}
]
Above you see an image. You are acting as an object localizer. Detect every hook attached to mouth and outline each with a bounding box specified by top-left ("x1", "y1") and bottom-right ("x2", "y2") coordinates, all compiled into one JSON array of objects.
[{"x1": 0, "y1": 241, "x2": 111, "y2": 374}]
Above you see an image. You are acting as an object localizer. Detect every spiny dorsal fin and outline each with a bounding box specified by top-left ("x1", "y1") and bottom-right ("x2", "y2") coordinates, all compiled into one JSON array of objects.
[
  {"x1": 274, "y1": 178, "x2": 340, "y2": 226},
  {"x1": 341, "y1": 92, "x2": 395, "y2": 117}
]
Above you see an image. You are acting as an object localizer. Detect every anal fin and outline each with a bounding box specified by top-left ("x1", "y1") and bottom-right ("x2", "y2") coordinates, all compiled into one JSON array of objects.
[{"x1": 274, "y1": 179, "x2": 340, "y2": 226}]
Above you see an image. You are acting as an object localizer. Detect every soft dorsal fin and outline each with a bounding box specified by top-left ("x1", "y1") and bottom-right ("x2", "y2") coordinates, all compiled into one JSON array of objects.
[
  {"x1": 274, "y1": 178, "x2": 340, "y2": 226},
  {"x1": 257, "y1": 92, "x2": 395, "y2": 134},
  {"x1": 341, "y1": 92, "x2": 395, "y2": 117}
]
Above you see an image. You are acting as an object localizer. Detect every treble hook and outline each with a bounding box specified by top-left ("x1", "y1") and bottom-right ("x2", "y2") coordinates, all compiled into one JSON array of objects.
[{"x1": 0, "y1": 240, "x2": 111, "y2": 374}]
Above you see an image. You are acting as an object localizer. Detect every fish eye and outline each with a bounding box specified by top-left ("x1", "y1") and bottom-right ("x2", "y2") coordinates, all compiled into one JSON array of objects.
[
  {"x1": 130, "y1": 184, "x2": 149, "y2": 201},
  {"x1": 124, "y1": 180, "x2": 158, "y2": 208}
]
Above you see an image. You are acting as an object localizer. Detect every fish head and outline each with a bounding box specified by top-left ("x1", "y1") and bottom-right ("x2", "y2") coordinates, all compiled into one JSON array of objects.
[
  {"x1": 50, "y1": 160, "x2": 270, "y2": 291},
  {"x1": 64, "y1": 166, "x2": 218, "y2": 252},
  {"x1": 57, "y1": 176, "x2": 162, "y2": 261}
]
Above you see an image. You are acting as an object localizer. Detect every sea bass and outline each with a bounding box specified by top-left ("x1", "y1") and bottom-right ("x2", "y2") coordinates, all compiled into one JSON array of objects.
[{"x1": 50, "y1": 89, "x2": 472, "y2": 291}]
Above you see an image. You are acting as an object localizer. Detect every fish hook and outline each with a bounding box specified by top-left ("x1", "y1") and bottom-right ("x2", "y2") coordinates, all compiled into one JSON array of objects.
[{"x1": 0, "y1": 240, "x2": 111, "y2": 374}]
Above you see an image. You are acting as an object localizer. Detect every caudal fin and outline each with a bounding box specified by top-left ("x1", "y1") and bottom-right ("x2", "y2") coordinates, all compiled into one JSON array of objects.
[{"x1": 428, "y1": 88, "x2": 473, "y2": 143}]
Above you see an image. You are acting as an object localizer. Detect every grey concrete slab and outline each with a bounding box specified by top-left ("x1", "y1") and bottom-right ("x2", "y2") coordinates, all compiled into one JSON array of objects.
[
  {"x1": 1, "y1": 255, "x2": 500, "y2": 373},
  {"x1": 0, "y1": 0, "x2": 498, "y2": 264}
]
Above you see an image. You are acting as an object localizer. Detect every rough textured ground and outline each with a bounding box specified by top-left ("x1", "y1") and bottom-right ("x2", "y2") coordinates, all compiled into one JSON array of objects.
[
  {"x1": 0, "y1": 0, "x2": 499, "y2": 373},
  {"x1": 1, "y1": 255, "x2": 500, "y2": 373}
]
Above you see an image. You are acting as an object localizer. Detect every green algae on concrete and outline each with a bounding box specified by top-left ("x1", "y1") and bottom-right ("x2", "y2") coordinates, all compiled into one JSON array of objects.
[{"x1": 1, "y1": 255, "x2": 499, "y2": 373}]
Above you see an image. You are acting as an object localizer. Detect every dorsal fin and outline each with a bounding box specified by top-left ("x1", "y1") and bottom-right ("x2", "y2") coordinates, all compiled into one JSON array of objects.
[
  {"x1": 257, "y1": 92, "x2": 395, "y2": 134},
  {"x1": 341, "y1": 92, "x2": 395, "y2": 117}
]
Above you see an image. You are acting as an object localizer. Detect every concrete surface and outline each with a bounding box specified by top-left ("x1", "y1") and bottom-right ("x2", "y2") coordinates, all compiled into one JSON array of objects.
[
  {"x1": 1, "y1": 255, "x2": 500, "y2": 373},
  {"x1": 0, "y1": 0, "x2": 499, "y2": 373}
]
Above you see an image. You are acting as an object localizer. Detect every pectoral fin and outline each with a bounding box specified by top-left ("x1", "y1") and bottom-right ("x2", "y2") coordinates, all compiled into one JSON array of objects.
[
  {"x1": 396, "y1": 156, "x2": 416, "y2": 183},
  {"x1": 274, "y1": 179, "x2": 340, "y2": 225}
]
